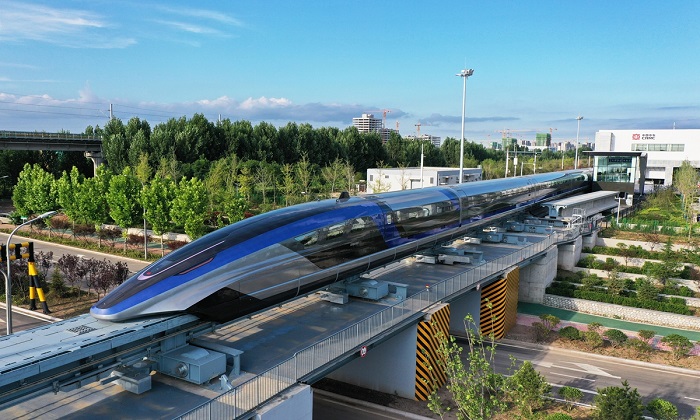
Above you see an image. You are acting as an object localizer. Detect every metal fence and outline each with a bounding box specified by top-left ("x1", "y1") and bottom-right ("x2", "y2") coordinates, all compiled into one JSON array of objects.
[{"x1": 178, "y1": 230, "x2": 570, "y2": 419}]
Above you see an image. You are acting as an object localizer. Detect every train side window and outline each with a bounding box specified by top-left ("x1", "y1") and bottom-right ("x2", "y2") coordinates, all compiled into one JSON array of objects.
[
  {"x1": 325, "y1": 222, "x2": 346, "y2": 240},
  {"x1": 294, "y1": 231, "x2": 318, "y2": 248}
]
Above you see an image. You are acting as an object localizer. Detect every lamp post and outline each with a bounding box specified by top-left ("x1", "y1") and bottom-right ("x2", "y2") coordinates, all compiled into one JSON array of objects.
[
  {"x1": 5, "y1": 210, "x2": 56, "y2": 335},
  {"x1": 575, "y1": 115, "x2": 583, "y2": 169},
  {"x1": 457, "y1": 68, "x2": 474, "y2": 184},
  {"x1": 139, "y1": 181, "x2": 148, "y2": 260}
]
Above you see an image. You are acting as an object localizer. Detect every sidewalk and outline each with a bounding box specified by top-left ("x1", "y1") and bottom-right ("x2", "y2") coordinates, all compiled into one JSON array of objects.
[{"x1": 517, "y1": 301, "x2": 700, "y2": 354}]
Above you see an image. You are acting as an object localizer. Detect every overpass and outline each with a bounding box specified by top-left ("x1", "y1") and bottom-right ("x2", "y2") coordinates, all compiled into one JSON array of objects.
[
  {"x1": 0, "y1": 130, "x2": 104, "y2": 172},
  {"x1": 0, "y1": 193, "x2": 606, "y2": 419}
]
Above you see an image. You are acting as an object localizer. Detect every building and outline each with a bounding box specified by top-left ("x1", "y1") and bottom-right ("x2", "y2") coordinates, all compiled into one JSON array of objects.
[
  {"x1": 352, "y1": 113, "x2": 393, "y2": 142},
  {"x1": 535, "y1": 133, "x2": 551, "y2": 147},
  {"x1": 594, "y1": 129, "x2": 700, "y2": 192},
  {"x1": 366, "y1": 167, "x2": 482, "y2": 194}
]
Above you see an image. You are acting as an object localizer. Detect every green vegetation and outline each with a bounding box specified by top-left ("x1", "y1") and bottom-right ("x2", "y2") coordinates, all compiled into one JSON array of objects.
[
  {"x1": 593, "y1": 380, "x2": 644, "y2": 420},
  {"x1": 646, "y1": 397, "x2": 679, "y2": 420}
]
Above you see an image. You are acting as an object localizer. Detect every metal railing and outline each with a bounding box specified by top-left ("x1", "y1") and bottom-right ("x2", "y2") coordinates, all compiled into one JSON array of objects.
[
  {"x1": 0, "y1": 130, "x2": 102, "y2": 140},
  {"x1": 178, "y1": 229, "x2": 573, "y2": 419}
]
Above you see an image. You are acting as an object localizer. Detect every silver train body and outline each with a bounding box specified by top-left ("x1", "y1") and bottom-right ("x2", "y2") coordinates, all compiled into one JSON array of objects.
[{"x1": 91, "y1": 170, "x2": 590, "y2": 322}]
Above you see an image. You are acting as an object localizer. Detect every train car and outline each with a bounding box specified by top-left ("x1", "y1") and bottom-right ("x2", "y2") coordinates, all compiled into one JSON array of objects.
[{"x1": 91, "y1": 170, "x2": 590, "y2": 322}]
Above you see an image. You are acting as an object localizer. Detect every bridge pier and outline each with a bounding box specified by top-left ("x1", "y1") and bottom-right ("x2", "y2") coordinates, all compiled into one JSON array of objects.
[
  {"x1": 519, "y1": 247, "x2": 558, "y2": 304},
  {"x1": 85, "y1": 151, "x2": 104, "y2": 175}
]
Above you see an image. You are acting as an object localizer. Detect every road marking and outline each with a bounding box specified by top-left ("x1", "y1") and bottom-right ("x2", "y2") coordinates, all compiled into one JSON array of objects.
[
  {"x1": 548, "y1": 383, "x2": 598, "y2": 395},
  {"x1": 684, "y1": 397, "x2": 700, "y2": 402},
  {"x1": 549, "y1": 372, "x2": 596, "y2": 382},
  {"x1": 530, "y1": 361, "x2": 620, "y2": 378}
]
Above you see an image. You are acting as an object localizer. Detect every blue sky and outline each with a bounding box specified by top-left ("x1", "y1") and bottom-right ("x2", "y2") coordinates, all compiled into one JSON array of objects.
[{"x1": 1, "y1": 1, "x2": 698, "y2": 146}]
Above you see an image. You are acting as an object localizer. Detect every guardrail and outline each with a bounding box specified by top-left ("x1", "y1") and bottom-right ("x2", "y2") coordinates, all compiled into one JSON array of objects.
[
  {"x1": 0, "y1": 130, "x2": 101, "y2": 140},
  {"x1": 178, "y1": 229, "x2": 576, "y2": 419}
]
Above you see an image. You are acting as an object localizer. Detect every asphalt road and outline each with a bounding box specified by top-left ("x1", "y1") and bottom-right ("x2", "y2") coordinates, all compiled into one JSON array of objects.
[{"x1": 496, "y1": 340, "x2": 700, "y2": 418}]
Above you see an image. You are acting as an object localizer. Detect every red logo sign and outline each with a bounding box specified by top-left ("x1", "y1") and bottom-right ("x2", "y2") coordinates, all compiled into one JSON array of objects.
[
  {"x1": 632, "y1": 133, "x2": 640, "y2": 140},
  {"x1": 360, "y1": 346, "x2": 367, "y2": 358}
]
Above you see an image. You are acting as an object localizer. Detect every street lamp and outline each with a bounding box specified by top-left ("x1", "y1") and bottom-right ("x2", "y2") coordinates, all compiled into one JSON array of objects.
[
  {"x1": 457, "y1": 68, "x2": 474, "y2": 184},
  {"x1": 5, "y1": 210, "x2": 57, "y2": 335},
  {"x1": 575, "y1": 115, "x2": 583, "y2": 169}
]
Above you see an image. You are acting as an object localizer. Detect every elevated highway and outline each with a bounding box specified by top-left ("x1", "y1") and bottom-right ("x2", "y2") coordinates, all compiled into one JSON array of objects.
[{"x1": 0, "y1": 130, "x2": 104, "y2": 171}]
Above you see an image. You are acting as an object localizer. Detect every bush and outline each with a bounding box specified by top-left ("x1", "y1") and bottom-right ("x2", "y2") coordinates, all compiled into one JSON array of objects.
[
  {"x1": 626, "y1": 338, "x2": 653, "y2": 358},
  {"x1": 593, "y1": 380, "x2": 644, "y2": 420},
  {"x1": 507, "y1": 361, "x2": 551, "y2": 416},
  {"x1": 638, "y1": 329, "x2": 656, "y2": 343},
  {"x1": 558, "y1": 386, "x2": 583, "y2": 411},
  {"x1": 646, "y1": 397, "x2": 679, "y2": 420},
  {"x1": 661, "y1": 334, "x2": 693, "y2": 360},
  {"x1": 603, "y1": 329, "x2": 628, "y2": 347},
  {"x1": 558, "y1": 326, "x2": 581, "y2": 341},
  {"x1": 531, "y1": 322, "x2": 551, "y2": 343},
  {"x1": 546, "y1": 287, "x2": 692, "y2": 315},
  {"x1": 48, "y1": 269, "x2": 67, "y2": 298},
  {"x1": 167, "y1": 240, "x2": 188, "y2": 251},
  {"x1": 583, "y1": 330, "x2": 604, "y2": 349}
]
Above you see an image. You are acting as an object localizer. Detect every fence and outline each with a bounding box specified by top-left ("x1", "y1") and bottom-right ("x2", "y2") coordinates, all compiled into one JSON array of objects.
[{"x1": 178, "y1": 230, "x2": 570, "y2": 419}]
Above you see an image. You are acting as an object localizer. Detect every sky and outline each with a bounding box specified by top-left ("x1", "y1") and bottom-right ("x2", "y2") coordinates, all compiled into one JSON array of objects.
[{"x1": 1, "y1": 1, "x2": 699, "y2": 147}]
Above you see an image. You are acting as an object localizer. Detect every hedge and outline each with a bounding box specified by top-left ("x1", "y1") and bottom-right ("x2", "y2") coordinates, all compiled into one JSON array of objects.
[{"x1": 545, "y1": 287, "x2": 692, "y2": 315}]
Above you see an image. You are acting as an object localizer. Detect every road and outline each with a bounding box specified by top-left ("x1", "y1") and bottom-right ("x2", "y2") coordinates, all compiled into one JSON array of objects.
[{"x1": 496, "y1": 340, "x2": 700, "y2": 418}]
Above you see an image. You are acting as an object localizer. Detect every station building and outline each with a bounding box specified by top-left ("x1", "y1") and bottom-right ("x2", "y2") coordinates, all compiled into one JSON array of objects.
[
  {"x1": 594, "y1": 129, "x2": 700, "y2": 194},
  {"x1": 366, "y1": 167, "x2": 482, "y2": 193}
]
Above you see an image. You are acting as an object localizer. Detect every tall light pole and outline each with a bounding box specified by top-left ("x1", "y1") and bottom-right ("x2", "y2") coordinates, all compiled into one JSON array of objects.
[
  {"x1": 457, "y1": 68, "x2": 474, "y2": 184},
  {"x1": 575, "y1": 115, "x2": 583, "y2": 169},
  {"x1": 6, "y1": 210, "x2": 56, "y2": 335}
]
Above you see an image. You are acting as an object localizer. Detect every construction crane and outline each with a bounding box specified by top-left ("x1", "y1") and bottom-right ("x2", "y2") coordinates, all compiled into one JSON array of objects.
[
  {"x1": 367, "y1": 109, "x2": 392, "y2": 129},
  {"x1": 415, "y1": 121, "x2": 432, "y2": 138}
]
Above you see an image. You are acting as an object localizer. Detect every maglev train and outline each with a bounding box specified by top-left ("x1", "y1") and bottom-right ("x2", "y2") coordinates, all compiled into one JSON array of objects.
[{"x1": 91, "y1": 170, "x2": 590, "y2": 322}]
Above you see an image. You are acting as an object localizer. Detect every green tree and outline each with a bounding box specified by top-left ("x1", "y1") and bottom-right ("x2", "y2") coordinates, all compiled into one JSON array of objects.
[
  {"x1": 171, "y1": 177, "x2": 208, "y2": 240},
  {"x1": 593, "y1": 380, "x2": 644, "y2": 420},
  {"x1": 12, "y1": 163, "x2": 58, "y2": 216},
  {"x1": 607, "y1": 269, "x2": 626, "y2": 296},
  {"x1": 142, "y1": 175, "x2": 175, "y2": 255},
  {"x1": 636, "y1": 277, "x2": 659, "y2": 301},
  {"x1": 73, "y1": 166, "x2": 110, "y2": 228},
  {"x1": 507, "y1": 360, "x2": 551, "y2": 416},
  {"x1": 604, "y1": 329, "x2": 628, "y2": 347},
  {"x1": 661, "y1": 334, "x2": 693, "y2": 360},
  {"x1": 107, "y1": 167, "x2": 142, "y2": 251},
  {"x1": 645, "y1": 397, "x2": 679, "y2": 420},
  {"x1": 427, "y1": 314, "x2": 507, "y2": 420},
  {"x1": 559, "y1": 386, "x2": 583, "y2": 411},
  {"x1": 673, "y1": 159, "x2": 699, "y2": 223},
  {"x1": 55, "y1": 167, "x2": 83, "y2": 222}
]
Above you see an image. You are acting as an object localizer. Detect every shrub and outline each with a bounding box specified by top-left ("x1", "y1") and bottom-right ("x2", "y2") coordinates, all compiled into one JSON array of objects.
[
  {"x1": 48, "y1": 269, "x2": 67, "y2": 298},
  {"x1": 661, "y1": 334, "x2": 693, "y2": 360},
  {"x1": 636, "y1": 278, "x2": 660, "y2": 301},
  {"x1": 539, "y1": 314, "x2": 561, "y2": 331},
  {"x1": 593, "y1": 380, "x2": 643, "y2": 420},
  {"x1": 167, "y1": 240, "x2": 188, "y2": 250},
  {"x1": 583, "y1": 330, "x2": 604, "y2": 349},
  {"x1": 558, "y1": 386, "x2": 583, "y2": 411},
  {"x1": 638, "y1": 330, "x2": 656, "y2": 344},
  {"x1": 531, "y1": 322, "x2": 551, "y2": 343},
  {"x1": 507, "y1": 361, "x2": 551, "y2": 416},
  {"x1": 603, "y1": 329, "x2": 628, "y2": 347},
  {"x1": 646, "y1": 397, "x2": 679, "y2": 420},
  {"x1": 558, "y1": 326, "x2": 581, "y2": 341},
  {"x1": 626, "y1": 338, "x2": 653, "y2": 358}
]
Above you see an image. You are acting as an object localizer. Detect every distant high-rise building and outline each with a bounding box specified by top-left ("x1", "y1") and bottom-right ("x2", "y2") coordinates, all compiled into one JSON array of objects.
[
  {"x1": 535, "y1": 133, "x2": 551, "y2": 147},
  {"x1": 352, "y1": 113, "x2": 389, "y2": 141},
  {"x1": 502, "y1": 137, "x2": 517, "y2": 151}
]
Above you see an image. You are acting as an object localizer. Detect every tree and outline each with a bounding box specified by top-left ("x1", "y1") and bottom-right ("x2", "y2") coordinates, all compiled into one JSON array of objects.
[
  {"x1": 427, "y1": 314, "x2": 507, "y2": 420},
  {"x1": 607, "y1": 270, "x2": 626, "y2": 296},
  {"x1": 142, "y1": 175, "x2": 175, "y2": 255},
  {"x1": 559, "y1": 386, "x2": 583, "y2": 411},
  {"x1": 507, "y1": 360, "x2": 551, "y2": 416},
  {"x1": 255, "y1": 162, "x2": 276, "y2": 205},
  {"x1": 12, "y1": 163, "x2": 58, "y2": 216},
  {"x1": 295, "y1": 153, "x2": 315, "y2": 200},
  {"x1": 635, "y1": 277, "x2": 659, "y2": 301},
  {"x1": 171, "y1": 177, "x2": 208, "y2": 240},
  {"x1": 604, "y1": 329, "x2": 628, "y2": 347},
  {"x1": 593, "y1": 380, "x2": 644, "y2": 420},
  {"x1": 661, "y1": 334, "x2": 693, "y2": 360},
  {"x1": 73, "y1": 166, "x2": 111, "y2": 229},
  {"x1": 321, "y1": 158, "x2": 344, "y2": 195},
  {"x1": 673, "y1": 160, "x2": 699, "y2": 223},
  {"x1": 645, "y1": 397, "x2": 679, "y2": 420},
  {"x1": 107, "y1": 167, "x2": 142, "y2": 251}
]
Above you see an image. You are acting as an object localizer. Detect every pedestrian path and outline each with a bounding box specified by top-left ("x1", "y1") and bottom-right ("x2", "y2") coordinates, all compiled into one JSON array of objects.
[{"x1": 518, "y1": 301, "x2": 700, "y2": 342}]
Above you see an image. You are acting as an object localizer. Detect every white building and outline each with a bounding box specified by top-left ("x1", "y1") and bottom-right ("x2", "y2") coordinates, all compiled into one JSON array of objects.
[
  {"x1": 595, "y1": 129, "x2": 700, "y2": 190},
  {"x1": 366, "y1": 167, "x2": 482, "y2": 194},
  {"x1": 352, "y1": 113, "x2": 393, "y2": 142}
]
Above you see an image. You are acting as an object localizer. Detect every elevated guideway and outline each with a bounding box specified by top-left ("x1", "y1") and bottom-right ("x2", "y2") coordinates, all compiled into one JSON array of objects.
[
  {"x1": 0, "y1": 130, "x2": 104, "y2": 172},
  {"x1": 0, "y1": 191, "x2": 610, "y2": 419}
]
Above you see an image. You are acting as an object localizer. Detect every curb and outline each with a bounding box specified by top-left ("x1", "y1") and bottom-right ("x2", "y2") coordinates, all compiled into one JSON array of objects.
[{"x1": 0, "y1": 302, "x2": 63, "y2": 323}]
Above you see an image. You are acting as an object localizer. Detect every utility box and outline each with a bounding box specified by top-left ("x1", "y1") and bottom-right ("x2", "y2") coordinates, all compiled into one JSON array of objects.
[
  {"x1": 347, "y1": 279, "x2": 389, "y2": 300},
  {"x1": 158, "y1": 345, "x2": 226, "y2": 385}
]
